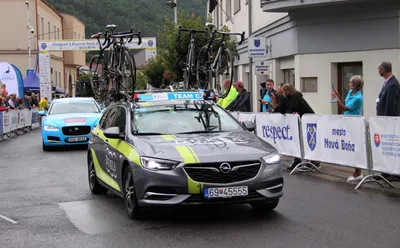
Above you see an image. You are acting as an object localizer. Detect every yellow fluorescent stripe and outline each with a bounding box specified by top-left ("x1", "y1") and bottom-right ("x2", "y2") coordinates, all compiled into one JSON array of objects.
[
  {"x1": 174, "y1": 145, "x2": 202, "y2": 194},
  {"x1": 139, "y1": 102, "x2": 154, "y2": 107},
  {"x1": 161, "y1": 135, "x2": 175, "y2": 141},
  {"x1": 90, "y1": 149, "x2": 121, "y2": 192},
  {"x1": 93, "y1": 128, "x2": 141, "y2": 166}
]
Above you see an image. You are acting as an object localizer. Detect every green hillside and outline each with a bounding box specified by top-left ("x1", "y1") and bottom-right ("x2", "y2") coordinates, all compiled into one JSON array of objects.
[{"x1": 46, "y1": 0, "x2": 206, "y2": 38}]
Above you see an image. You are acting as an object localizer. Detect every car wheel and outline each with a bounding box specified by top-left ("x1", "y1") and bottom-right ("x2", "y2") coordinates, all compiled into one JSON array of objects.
[
  {"x1": 250, "y1": 199, "x2": 279, "y2": 212},
  {"x1": 88, "y1": 155, "x2": 107, "y2": 195},
  {"x1": 42, "y1": 142, "x2": 51, "y2": 151},
  {"x1": 123, "y1": 166, "x2": 142, "y2": 220}
]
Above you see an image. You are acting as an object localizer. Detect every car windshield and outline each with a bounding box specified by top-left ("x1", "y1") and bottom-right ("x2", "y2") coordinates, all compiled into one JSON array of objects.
[
  {"x1": 48, "y1": 101, "x2": 100, "y2": 115},
  {"x1": 132, "y1": 104, "x2": 243, "y2": 135}
]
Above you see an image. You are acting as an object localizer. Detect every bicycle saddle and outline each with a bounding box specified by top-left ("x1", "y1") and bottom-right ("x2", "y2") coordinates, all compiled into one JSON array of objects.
[
  {"x1": 205, "y1": 22, "x2": 215, "y2": 29},
  {"x1": 106, "y1": 24, "x2": 117, "y2": 29}
]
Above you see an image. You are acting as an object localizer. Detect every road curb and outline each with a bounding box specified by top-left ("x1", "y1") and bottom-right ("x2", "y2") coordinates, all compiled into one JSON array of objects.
[{"x1": 281, "y1": 156, "x2": 400, "y2": 197}]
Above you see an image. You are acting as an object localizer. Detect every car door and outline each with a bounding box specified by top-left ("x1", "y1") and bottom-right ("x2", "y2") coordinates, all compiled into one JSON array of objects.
[
  {"x1": 92, "y1": 107, "x2": 118, "y2": 176},
  {"x1": 103, "y1": 106, "x2": 127, "y2": 186}
]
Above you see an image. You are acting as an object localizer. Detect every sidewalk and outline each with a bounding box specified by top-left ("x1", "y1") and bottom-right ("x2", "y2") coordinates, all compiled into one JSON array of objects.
[{"x1": 281, "y1": 156, "x2": 400, "y2": 196}]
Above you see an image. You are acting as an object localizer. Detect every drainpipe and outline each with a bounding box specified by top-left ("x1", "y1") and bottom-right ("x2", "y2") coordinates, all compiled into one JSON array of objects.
[{"x1": 248, "y1": 0, "x2": 253, "y2": 111}]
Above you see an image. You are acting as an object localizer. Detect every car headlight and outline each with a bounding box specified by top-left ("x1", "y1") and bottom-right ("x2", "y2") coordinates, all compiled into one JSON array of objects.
[
  {"x1": 44, "y1": 125, "x2": 59, "y2": 131},
  {"x1": 262, "y1": 152, "x2": 281, "y2": 164},
  {"x1": 140, "y1": 157, "x2": 179, "y2": 171}
]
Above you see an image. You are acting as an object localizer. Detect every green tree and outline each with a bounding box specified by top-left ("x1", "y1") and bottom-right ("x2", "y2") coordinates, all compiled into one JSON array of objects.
[
  {"x1": 141, "y1": 56, "x2": 164, "y2": 88},
  {"x1": 136, "y1": 70, "x2": 149, "y2": 90}
]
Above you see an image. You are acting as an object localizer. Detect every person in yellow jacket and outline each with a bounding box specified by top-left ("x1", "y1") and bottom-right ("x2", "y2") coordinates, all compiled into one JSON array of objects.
[
  {"x1": 38, "y1": 97, "x2": 49, "y2": 111},
  {"x1": 217, "y1": 80, "x2": 238, "y2": 109}
]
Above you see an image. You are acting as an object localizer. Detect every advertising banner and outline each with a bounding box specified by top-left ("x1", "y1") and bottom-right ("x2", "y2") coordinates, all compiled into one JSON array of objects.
[
  {"x1": 369, "y1": 116, "x2": 400, "y2": 175},
  {"x1": 38, "y1": 38, "x2": 157, "y2": 52},
  {"x1": 0, "y1": 112, "x2": 3, "y2": 136},
  {"x1": 10, "y1": 110, "x2": 18, "y2": 131},
  {"x1": 25, "y1": 109, "x2": 32, "y2": 127},
  {"x1": 17, "y1": 109, "x2": 25, "y2": 129},
  {"x1": 31, "y1": 109, "x2": 40, "y2": 129},
  {"x1": 2, "y1": 111, "x2": 11, "y2": 133},
  {"x1": 301, "y1": 114, "x2": 368, "y2": 169},
  {"x1": 0, "y1": 62, "x2": 19, "y2": 96},
  {"x1": 40, "y1": 83, "x2": 53, "y2": 102},
  {"x1": 39, "y1": 53, "x2": 51, "y2": 83},
  {"x1": 256, "y1": 113, "x2": 302, "y2": 158}
]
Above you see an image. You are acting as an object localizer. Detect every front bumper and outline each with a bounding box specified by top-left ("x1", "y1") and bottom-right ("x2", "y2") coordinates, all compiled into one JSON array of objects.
[
  {"x1": 42, "y1": 129, "x2": 92, "y2": 146},
  {"x1": 132, "y1": 160, "x2": 283, "y2": 207}
]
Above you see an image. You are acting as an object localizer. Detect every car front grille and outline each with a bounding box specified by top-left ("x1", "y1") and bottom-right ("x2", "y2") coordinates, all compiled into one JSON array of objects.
[
  {"x1": 62, "y1": 126, "x2": 91, "y2": 136},
  {"x1": 184, "y1": 161, "x2": 261, "y2": 184}
]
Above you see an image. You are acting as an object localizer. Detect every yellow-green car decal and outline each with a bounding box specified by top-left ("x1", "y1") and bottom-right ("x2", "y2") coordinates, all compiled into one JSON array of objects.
[
  {"x1": 92, "y1": 128, "x2": 141, "y2": 166},
  {"x1": 91, "y1": 148, "x2": 121, "y2": 192},
  {"x1": 175, "y1": 145, "x2": 203, "y2": 194}
]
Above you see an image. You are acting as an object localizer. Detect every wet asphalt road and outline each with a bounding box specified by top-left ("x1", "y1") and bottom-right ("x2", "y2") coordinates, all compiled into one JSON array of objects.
[{"x1": 1, "y1": 130, "x2": 400, "y2": 248}]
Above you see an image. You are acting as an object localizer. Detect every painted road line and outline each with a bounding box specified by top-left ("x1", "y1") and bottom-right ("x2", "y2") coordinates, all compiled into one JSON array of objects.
[{"x1": 0, "y1": 214, "x2": 18, "y2": 224}]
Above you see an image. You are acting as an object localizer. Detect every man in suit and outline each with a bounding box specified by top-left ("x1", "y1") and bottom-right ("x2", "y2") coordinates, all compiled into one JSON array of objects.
[
  {"x1": 377, "y1": 61, "x2": 400, "y2": 116},
  {"x1": 377, "y1": 61, "x2": 400, "y2": 181}
]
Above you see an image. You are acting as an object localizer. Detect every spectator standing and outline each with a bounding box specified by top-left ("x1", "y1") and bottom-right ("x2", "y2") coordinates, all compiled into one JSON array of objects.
[
  {"x1": 260, "y1": 82, "x2": 267, "y2": 112},
  {"x1": 332, "y1": 75, "x2": 364, "y2": 182},
  {"x1": 217, "y1": 80, "x2": 238, "y2": 109},
  {"x1": 31, "y1": 94, "x2": 39, "y2": 107},
  {"x1": 226, "y1": 82, "x2": 251, "y2": 112},
  {"x1": 377, "y1": 61, "x2": 400, "y2": 181},
  {"x1": 270, "y1": 83, "x2": 288, "y2": 114},
  {"x1": 8, "y1": 94, "x2": 16, "y2": 109},
  {"x1": 38, "y1": 97, "x2": 49, "y2": 111},
  {"x1": 261, "y1": 79, "x2": 275, "y2": 112},
  {"x1": 1, "y1": 84, "x2": 8, "y2": 97},
  {"x1": 0, "y1": 96, "x2": 10, "y2": 111}
]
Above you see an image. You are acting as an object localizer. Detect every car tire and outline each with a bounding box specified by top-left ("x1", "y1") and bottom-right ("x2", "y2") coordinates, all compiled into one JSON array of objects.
[
  {"x1": 88, "y1": 155, "x2": 107, "y2": 195},
  {"x1": 42, "y1": 142, "x2": 51, "y2": 151},
  {"x1": 250, "y1": 199, "x2": 279, "y2": 212},
  {"x1": 123, "y1": 166, "x2": 143, "y2": 220}
]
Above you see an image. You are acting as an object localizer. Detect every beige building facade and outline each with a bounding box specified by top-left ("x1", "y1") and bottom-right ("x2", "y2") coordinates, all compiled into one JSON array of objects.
[{"x1": 0, "y1": 0, "x2": 86, "y2": 95}]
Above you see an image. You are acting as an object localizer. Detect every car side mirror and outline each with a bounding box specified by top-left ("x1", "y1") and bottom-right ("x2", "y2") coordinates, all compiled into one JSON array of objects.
[
  {"x1": 242, "y1": 121, "x2": 256, "y2": 132},
  {"x1": 38, "y1": 110, "x2": 46, "y2": 116},
  {"x1": 104, "y1": 127, "x2": 125, "y2": 140}
]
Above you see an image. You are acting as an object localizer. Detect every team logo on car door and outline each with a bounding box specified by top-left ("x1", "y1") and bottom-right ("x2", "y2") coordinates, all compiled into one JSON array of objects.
[{"x1": 105, "y1": 147, "x2": 117, "y2": 179}]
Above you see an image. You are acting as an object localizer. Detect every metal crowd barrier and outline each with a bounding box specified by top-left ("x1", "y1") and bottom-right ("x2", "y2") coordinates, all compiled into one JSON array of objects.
[
  {"x1": 231, "y1": 112, "x2": 400, "y2": 190},
  {"x1": 0, "y1": 109, "x2": 40, "y2": 142}
]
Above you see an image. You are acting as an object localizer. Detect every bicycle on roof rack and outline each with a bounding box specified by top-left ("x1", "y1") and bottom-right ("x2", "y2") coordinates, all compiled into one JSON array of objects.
[
  {"x1": 89, "y1": 24, "x2": 142, "y2": 102},
  {"x1": 196, "y1": 22, "x2": 245, "y2": 98},
  {"x1": 178, "y1": 26, "x2": 208, "y2": 89}
]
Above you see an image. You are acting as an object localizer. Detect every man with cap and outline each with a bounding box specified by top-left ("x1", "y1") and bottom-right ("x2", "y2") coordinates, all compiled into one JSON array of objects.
[
  {"x1": 226, "y1": 81, "x2": 250, "y2": 112},
  {"x1": 377, "y1": 61, "x2": 400, "y2": 181}
]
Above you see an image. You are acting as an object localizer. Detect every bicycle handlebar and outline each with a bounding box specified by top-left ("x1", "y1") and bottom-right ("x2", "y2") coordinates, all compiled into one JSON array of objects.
[
  {"x1": 211, "y1": 30, "x2": 246, "y2": 45},
  {"x1": 178, "y1": 26, "x2": 207, "y2": 40}
]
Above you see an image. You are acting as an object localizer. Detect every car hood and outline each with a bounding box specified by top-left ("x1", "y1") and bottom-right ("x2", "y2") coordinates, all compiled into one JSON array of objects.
[
  {"x1": 44, "y1": 113, "x2": 102, "y2": 127},
  {"x1": 132, "y1": 131, "x2": 276, "y2": 163}
]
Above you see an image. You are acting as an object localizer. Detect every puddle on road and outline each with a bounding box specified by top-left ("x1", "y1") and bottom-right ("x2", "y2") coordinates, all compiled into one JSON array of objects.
[{"x1": 58, "y1": 198, "x2": 133, "y2": 235}]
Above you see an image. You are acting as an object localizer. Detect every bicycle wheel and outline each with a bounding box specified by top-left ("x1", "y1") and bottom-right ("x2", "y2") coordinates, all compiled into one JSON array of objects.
[
  {"x1": 119, "y1": 46, "x2": 136, "y2": 100},
  {"x1": 214, "y1": 49, "x2": 234, "y2": 98},
  {"x1": 196, "y1": 46, "x2": 211, "y2": 89},
  {"x1": 89, "y1": 55, "x2": 108, "y2": 100}
]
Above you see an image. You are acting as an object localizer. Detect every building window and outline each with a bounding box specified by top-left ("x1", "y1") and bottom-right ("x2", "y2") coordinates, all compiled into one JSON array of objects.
[
  {"x1": 48, "y1": 21, "x2": 50, "y2": 39},
  {"x1": 37, "y1": 15, "x2": 40, "y2": 40},
  {"x1": 41, "y1": 17, "x2": 44, "y2": 40},
  {"x1": 234, "y1": 0, "x2": 241, "y2": 14},
  {"x1": 283, "y1": 69, "x2": 295, "y2": 85},
  {"x1": 226, "y1": 0, "x2": 231, "y2": 20},
  {"x1": 57, "y1": 28, "x2": 60, "y2": 39},
  {"x1": 220, "y1": 0, "x2": 223, "y2": 25},
  {"x1": 54, "y1": 25, "x2": 56, "y2": 39},
  {"x1": 59, "y1": 72, "x2": 62, "y2": 88},
  {"x1": 55, "y1": 70, "x2": 58, "y2": 87},
  {"x1": 74, "y1": 32, "x2": 76, "y2": 39},
  {"x1": 78, "y1": 34, "x2": 80, "y2": 40},
  {"x1": 301, "y1": 77, "x2": 318, "y2": 93}
]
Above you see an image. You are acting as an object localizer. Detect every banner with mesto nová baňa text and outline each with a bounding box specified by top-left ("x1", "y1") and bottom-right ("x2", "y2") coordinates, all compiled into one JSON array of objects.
[
  {"x1": 301, "y1": 114, "x2": 368, "y2": 170},
  {"x1": 369, "y1": 116, "x2": 400, "y2": 175},
  {"x1": 256, "y1": 113, "x2": 302, "y2": 158}
]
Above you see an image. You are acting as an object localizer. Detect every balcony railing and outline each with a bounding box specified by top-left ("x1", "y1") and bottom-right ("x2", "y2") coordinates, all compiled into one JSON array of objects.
[{"x1": 261, "y1": 0, "x2": 371, "y2": 12}]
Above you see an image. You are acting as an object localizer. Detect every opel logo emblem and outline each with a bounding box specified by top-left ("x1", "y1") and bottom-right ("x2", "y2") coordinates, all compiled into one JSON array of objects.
[
  {"x1": 219, "y1": 162, "x2": 231, "y2": 173},
  {"x1": 74, "y1": 127, "x2": 79, "y2": 131}
]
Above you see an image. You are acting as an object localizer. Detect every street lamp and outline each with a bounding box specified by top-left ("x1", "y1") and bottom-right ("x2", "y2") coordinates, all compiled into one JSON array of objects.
[
  {"x1": 167, "y1": 0, "x2": 177, "y2": 24},
  {"x1": 25, "y1": 1, "x2": 33, "y2": 70}
]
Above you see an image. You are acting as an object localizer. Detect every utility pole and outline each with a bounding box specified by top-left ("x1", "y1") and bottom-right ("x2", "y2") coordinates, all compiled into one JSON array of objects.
[
  {"x1": 25, "y1": 1, "x2": 32, "y2": 70},
  {"x1": 248, "y1": 0, "x2": 254, "y2": 111}
]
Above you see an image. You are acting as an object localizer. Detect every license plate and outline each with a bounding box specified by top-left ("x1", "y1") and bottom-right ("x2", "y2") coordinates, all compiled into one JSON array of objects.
[
  {"x1": 67, "y1": 137, "x2": 87, "y2": 142},
  {"x1": 204, "y1": 186, "x2": 248, "y2": 199}
]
